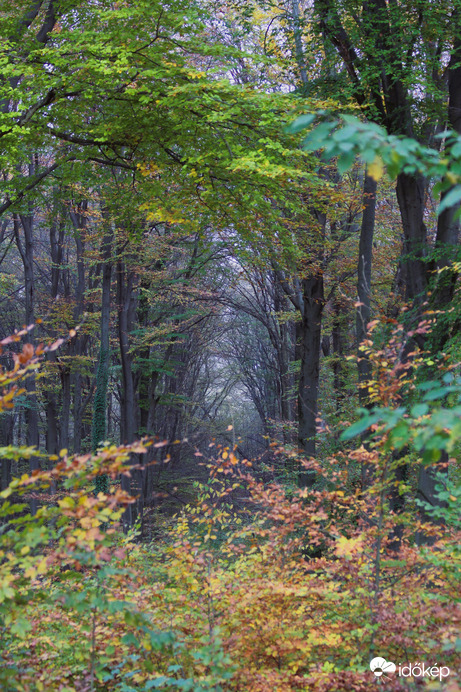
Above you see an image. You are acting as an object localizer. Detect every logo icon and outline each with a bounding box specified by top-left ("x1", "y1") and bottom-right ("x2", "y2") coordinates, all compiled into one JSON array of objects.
[{"x1": 370, "y1": 657, "x2": 396, "y2": 679}]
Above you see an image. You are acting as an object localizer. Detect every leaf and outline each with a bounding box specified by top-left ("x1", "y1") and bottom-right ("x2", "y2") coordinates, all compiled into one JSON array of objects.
[
  {"x1": 340, "y1": 412, "x2": 380, "y2": 440},
  {"x1": 145, "y1": 677, "x2": 170, "y2": 689},
  {"x1": 411, "y1": 403, "x2": 429, "y2": 417},
  {"x1": 301, "y1": 121, "x2": 337, "y2": 151},
  {"x1": 422, "y1": 386, "x2": 451, "y2": 401},
  {"x1": 367, "y1": 156, "x2": 384, "y2": 181},
  {"x1": 121, "y1": 633, "x2": 139, "y2": 647},
  {"x1": 10, "y1": 617, "x2": 32, "y2": 638},
  {"x1": 336, "y1": 148, "x2": 356, "y2": 174},
  {"x1": 437, "y1": 185, "x2": 461, "y2": 215},
  {"x1": 332, "y1": 124, "x2": 360, "y2": 142},
  {"x1": 285, "y1": 113, "x2": 315, "y2": 134},
  {"x1": 389, "y1": 420, "x2": 411, "y2": 449},
  {"x1": 334, "y1": 535, "x2": 363, "y2": 559}
]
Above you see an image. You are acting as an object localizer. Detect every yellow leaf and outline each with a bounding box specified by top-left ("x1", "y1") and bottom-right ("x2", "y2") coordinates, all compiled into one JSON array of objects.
[
  {"x1": 335, "y1": 535, "x2": 364, "y2": 559},
  {"x1": 58, "y1": 497, "x2": 75, "y2": 509},
  {"x1": 368, "y1": 156, "x2": 384, "y2": 181}
]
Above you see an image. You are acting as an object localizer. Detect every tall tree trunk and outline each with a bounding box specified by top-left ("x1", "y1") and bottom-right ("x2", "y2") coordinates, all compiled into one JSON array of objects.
[
  {"x1": 0, "y1": 393, "x2": 14, "y2": 490},
  {"x1": 332, "y1": 296, "x2": 347, "y2": 414},
  {"x1": 297, "y1": 272, "x2": 324, "y2": 486},
  {"x1": 289, "y1": 0, "x2": 308, "y2": 86},
  {"x1": 383, "y1": 173, "x2": 427, "y2": 543},
  {"x1": 395, "y1": 173, "x2": 428, "y2": 304},
  {"x1": 415, "y1": 28, "x2": 461, "y2": 542},
  {"x1": 60, "y1": 368, "x2": 71, "y2": 451},
  {"x1": 14, "y1": 207, "x2": 39, "y2": 513},
  {"x1": 356, "y1": 174, "x2": 377, "y2": 391},
  {"x1": 93, "y1": 229, "x2": 112, "y2": 495},
  {"x1": 69, "y1": 203, "x2": 88, "y2": 454},
  {"x1": 45, "y1": 213, "x2": 64, "y2": 461},
  {"x1": 117, "y1": 258, "x2": 137, "y2": 529},
  {"x1": 356, "y1": 173, "x2": 377, "y2": 487}
]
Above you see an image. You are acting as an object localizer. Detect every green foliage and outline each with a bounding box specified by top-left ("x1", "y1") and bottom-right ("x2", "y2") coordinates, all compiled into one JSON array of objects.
[
  {"x1": 419, "y1": 474, "x2": 461, "y2": 529},
  {"x1": 341, "y1": 370, "x2": 461, "y2": 463},
  {"x1": 288, "y1": 113, "x2": 461, "y2": 212}
]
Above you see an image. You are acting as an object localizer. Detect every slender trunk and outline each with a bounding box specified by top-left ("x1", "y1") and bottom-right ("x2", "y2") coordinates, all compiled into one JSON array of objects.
[
  {"x1": 297, "y1": 272, "x2": 324, "y2": 486},
  {"x1": 289, "y1": 0, "x2": 308, "y2": 86},
  {"x1": 279, "y1": 327, "x2": 292, "y2": 440},
  {"x1": 45, "y1": 365, "x2": 59, "y2": 457},
  {"x1": 14, "y1": 208, "x2": 39, "y2": 513},
  {"x1": 69, "y1": 203, "x2": 88, "y2": 454},
  {"x1": 0, "y1": 403, "x2": 14, "y2": 490},
  {"x1": 273, "y1": 281, "x2": 292, "y2": 439},
  {"x1": 356, "y1": 174, "x2": 377, "y2": 487},
  {"x1": 73, "y1": 373, "x2": 83, "y2": 454},
  {"x1": 93, "y1": 229, "x2": 112, "y2": 495},
  {"x1": 118, "y1": 262, "x2": 136, "y2": 445},
  {"x1": 356, "y1": 174, "x2": 377, "y2": 390},
  {"x1": 117, "y1": 259, "x2": 137, "y2": 529},
  {"x1": 60, "y1": 368, "x2": 71, "y2": 451},
  {"x1": 332, "y1": 296, "x2": 346, "y2": 414},
  {"x1": 46, "y1": 213, "x2": 64, "y2": 461}
]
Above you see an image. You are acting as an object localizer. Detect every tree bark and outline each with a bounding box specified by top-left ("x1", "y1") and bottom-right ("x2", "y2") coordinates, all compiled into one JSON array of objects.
[
  {"x1": 14, "y1": 208, "x2": 39, "y2": 513},
  {"x1": 93, "y1": 228, "x2": 113, "y2": 495},
  {"x1": 356, "y1": 173, "x2": 377, "y2": 487},
  {"x1": 297, "y1": 272, "x2": 324, "y2": 486},
  {"x1": 395, "y1": 173, "x2": 428, "y2": 304},
  {"x1": 69, "y1": 203, "x2": 88, "y2": 454},
  {"x1": 117, "y1": 258, "x2": 137, "y2": 529}
]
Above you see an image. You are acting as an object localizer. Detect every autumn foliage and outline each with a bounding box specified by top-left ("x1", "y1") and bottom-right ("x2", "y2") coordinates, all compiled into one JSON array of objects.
[{"x1": 0, "y1": 338, "x2": 459, "y2": 691}]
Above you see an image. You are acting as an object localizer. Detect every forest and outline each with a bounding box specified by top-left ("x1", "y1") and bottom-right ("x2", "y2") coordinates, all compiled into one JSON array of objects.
[{"x1": 0, "y1": 0, "x2": 460, "y2": 690}]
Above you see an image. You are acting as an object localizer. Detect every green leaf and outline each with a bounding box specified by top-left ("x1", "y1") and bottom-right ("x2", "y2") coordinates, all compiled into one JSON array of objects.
[
  {"x1": 332, "y1": 125, "x2": 360, "y2": 143},
  {"x1": 301, "y1": 121, "x2": 337, "y2": 151},
  {"x1": 286, "y1": 113, "x2": 315, "y2": 134},
  {"x1": 389, "y1": 420, "x2": 411, "y2": 448},
  {"x1": 340, "y1": 412, "x2": 380, "y2": 440},
  {"x1": 121, "y1": 633, "x2": 139, "y2": 647},
  {"x1": 422, "y1": 387, "x2": 451, "y2": 401},
  {"x1": 450, "y1": 141, "x2": 461, "y2": 158},
  {"x1": 336, "y1": 148, "x2": 357, "y2": 174},
  {"x1": 411, "y1": 403, "x2": 429, "y2": 417},
  {"x1": 145, "y1": 678, "x2": 170, "y2": 689},
  {"x1": 438, "y1": 185, "x2": 461, "y2": 215}
]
